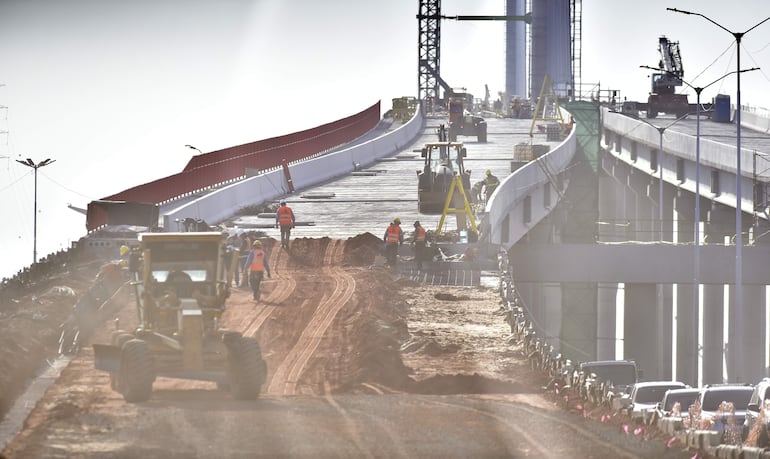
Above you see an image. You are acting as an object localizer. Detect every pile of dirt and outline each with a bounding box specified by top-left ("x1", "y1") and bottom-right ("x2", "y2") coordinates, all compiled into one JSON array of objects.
[
  {"x1": 343, "y1": 232, "x2": 383, "y2": 266},
  {"x1": 329, "y1": 269, "x2": 414, "y2": 392}
]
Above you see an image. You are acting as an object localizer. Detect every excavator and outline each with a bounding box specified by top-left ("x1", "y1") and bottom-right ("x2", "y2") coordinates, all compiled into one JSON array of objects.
[
  {"x1": 417, "y1": 125, "x2": 473, "y2": 214},
  {"x1": 646, "y1": 36, "x2": 689, "y2": 119}
]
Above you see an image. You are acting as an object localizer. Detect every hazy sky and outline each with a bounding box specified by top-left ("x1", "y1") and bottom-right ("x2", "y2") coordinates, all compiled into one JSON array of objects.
[{"x1": 0, "y1": 0, "x2": 769, "y2": 279}]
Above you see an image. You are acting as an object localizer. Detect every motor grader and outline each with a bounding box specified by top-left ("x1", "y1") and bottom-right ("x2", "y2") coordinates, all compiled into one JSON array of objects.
[{"x1": 93, "y1": 232, "x2": 267, "y2": 402}]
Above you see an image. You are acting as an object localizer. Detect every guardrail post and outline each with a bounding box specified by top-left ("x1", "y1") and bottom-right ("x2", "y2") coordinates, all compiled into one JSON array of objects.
[{"x1": 281, "y1": 159, "x2": 295, "y2": 193}]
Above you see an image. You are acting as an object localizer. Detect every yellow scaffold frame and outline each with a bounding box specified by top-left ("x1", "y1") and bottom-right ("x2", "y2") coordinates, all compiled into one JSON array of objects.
[{"x1": 436, "y1": 175, "x2": 478, "y2": 235}]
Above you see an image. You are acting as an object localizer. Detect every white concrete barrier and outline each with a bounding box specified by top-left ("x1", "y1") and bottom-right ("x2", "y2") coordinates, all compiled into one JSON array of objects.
[
  {"x1": 486, "y1": 122, "x2": 577, "y2": 248},
  {"x1": 162, "y1": 109, "x2": 424, "y2": 230}
]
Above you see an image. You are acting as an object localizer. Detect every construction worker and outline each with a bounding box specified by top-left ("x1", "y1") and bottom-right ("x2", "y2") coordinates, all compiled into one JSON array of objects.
[
  {"x1": 483, "y1": 169, "x2": 500, "y2": 203},
  {"x1": 243, "y1": 239, "x2": 271, "y2": 302},
  {"x1": 275, "y1": 200, "x2": 295, "y2": 249},
  {"x1": 383, "y1": 217, "x2": 404, "y2": 267},
  {"x1": 118, "y1": 243, "x2": 130, "y2": 268},
  {"x1": 411, "y1": 221, "x2": 427, "y2": 271},
  {"x1": 237, "y1": 232, "x2": 251, "y2": 287}
]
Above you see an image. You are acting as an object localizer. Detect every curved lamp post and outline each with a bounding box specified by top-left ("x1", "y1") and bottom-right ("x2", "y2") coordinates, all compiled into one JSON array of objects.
[
  {"x1": 640, "y1": 65, "x2": 758, "y2": 385},
  {"x1": 15, "y1": 158, "x2": 56, "y2": 264},
  {"x1": 668, "y1": 7, "x2": 769, "y2": 381},
  {"x1": 185, "y1": 144, "x2": 203, "y2": 155}
]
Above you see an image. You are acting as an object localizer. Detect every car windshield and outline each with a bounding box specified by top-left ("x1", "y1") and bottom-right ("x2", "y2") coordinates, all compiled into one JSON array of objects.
[
  {"x1": 664, "y1": 391, "x2": 699, "y2": 411},
  {"x1": 636, "y1": 385, "x2": 684, "y2": 404},
  {"x1": 585, "y1": 364, "x2": 636, "y2": 385},
  {"x1": 701, "y1": 388, "x2": 753, "y2": 411}
]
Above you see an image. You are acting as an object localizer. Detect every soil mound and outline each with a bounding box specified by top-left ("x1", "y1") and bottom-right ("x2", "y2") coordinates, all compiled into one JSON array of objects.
[{"x1": 344, "y1": 232, "x2": 384, "y2": 266}]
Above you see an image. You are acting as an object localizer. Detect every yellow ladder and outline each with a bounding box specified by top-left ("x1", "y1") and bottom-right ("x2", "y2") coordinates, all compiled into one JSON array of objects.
[
  {"x1": 529, "y1": 73, "x2": 564, "y2": 137},
  {"x1": 436, "y1": 175, "x2": 478, "y2": 235}
]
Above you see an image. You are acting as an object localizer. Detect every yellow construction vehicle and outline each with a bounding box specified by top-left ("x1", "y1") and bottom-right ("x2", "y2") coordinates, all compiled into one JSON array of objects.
[
  {"x1": 448, "y1": 91, "x2": 487, "y2": 142},
  {"x1": 93, "y1": 232, "x2": 267, "y2": 402},
  {"x1": 417, "y1": 128, "x2": 473, "y2": 214}
]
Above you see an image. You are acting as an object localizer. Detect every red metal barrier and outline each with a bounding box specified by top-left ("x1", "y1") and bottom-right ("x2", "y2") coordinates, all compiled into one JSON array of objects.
[{"x1": 88, "y1": 101, "x2": 380, "y2": 231}]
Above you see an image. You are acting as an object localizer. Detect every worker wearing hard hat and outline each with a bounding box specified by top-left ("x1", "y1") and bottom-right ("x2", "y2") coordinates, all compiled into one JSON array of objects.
[
  {"x1": 483, "y1": 169, "x2": 500, "y2": 203},
  {"x1": 118, "y1": 244, "x2": 130, "y2": 268},
  {"x1": 411, "y1": 221, "x2": 427, "y2": 271},
  {"x1": 243, "y1": 239, "x2": 271, "y2": 302},
  {"x1": 383, "y1": 217, "x2": 404, "y2": 267},
  {"x1": 275, "y1": 200, "x2": 295, "y2": 250}
]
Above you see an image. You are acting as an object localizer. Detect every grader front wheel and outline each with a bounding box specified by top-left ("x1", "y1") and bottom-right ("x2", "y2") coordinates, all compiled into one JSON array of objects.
[{"x1": 119, "y1": 339, "x2": 156, "y2": 403}]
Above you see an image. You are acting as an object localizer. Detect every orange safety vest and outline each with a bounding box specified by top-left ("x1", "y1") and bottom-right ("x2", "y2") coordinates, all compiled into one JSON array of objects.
[
  {"x1": 385, "y1": 224, "x2": 401, "y2": 243},
  {"x1": 277, "y1": 206, "x2": 293, "y2": 225},
  {"x1": 414, "y1": 226, "x2": 426, "y2": 242},
  {"x1": 249, "y1": 249, "x2": 267, "y2": 272}
]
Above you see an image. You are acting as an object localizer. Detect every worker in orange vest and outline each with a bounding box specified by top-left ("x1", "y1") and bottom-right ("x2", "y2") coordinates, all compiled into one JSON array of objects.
[
  {"x1": 383, "y1": 217, "x2": 404, "y2": 267},
  {"x1": 243, "y1": 239, "x2": 271, "y2": 302},
  {"x1": 275, "y1": 200, "x2": 296, "y2": 249},
  {"x1": 411, "y1": 221, "x2": 427, "y2": 271}
]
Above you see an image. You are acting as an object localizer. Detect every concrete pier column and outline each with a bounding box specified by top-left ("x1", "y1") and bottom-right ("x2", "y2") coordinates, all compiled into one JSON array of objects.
[
  {"x1": 624, "y1": 283, "x2": 660, "y2": 380},
  {"x1": 701, "y1": 201, "x2": 731, "y2": 384},
  {"x1": 542, "y1": 282, "x2": 563, "y2": 350},
  {"x1": 674, "y1": 191, "x2": 698, "y2": 386},
  {"x1": 598, "y1": 169, "x2": 626, "y2": 242},
  {"x1": 729, "y1": 284, "x2": 765, "y2": 383},
  {"x1": 561, "y1": 283, "x2": 598, "y2": 362},
  {"x1": 659, "y1": 183, "x2": 676, "y2": 243},
  {"x1": 597, "y1": 282, "x2": 618, "y2": 360},
  {"x1": 660, "y1": 283, "x2": 674, "y2": 380},
  {"x1": 750, "y1": 219, "x2": 770, "y2": 379},
  {"x1": 628, "y1": 171, "x2": 654, "y2": 242}
]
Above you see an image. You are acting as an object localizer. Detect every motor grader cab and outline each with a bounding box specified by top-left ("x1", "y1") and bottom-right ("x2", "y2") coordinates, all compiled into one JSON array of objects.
[
  {"x1": 417, "y1": 134, "x2": 473, "y2": 214},
  {"x1": 448, "y1": 91, "x2": 487, "y2": 143},
  {"x1": 93, "y1": 232, "x2": 267, "y2": 402}
]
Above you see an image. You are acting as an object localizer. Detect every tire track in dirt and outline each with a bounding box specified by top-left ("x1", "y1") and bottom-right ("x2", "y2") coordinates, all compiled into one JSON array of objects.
[
  {"x1": 165, "y1": 245, "x2": 294, "y2": 393},
  {"x1": 225, "y1": 242, "x2": 296, "y2": 339},
  {"x1": 240, "y1": 245, "x2": 297, "y2": 339},
  {"x1": 266, "y1": 239, "x2": 356, "y2": 396}
]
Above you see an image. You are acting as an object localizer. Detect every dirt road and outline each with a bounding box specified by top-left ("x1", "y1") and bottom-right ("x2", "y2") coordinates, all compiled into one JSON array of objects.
[{"x1": 1, "y1": 235, "x2": 692, "y2": 458}]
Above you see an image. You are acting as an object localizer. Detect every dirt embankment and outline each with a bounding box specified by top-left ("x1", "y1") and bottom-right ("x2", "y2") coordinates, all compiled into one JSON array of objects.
[
  {"x1": 0, "y1": 260, "x2": 107, "y2": 419},
  {"x1": 1, "y1": 234, "x2": 694, "y2": 458}
]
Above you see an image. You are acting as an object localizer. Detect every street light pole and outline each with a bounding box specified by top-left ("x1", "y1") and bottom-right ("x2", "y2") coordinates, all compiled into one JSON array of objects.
[
  {"x1": 185, "y1": 144, "x2": 203, "y2": 155},
  {"x1": 15, "y1": 158, "x2": 56, "y2": 264},
  {"x1": 639, "y1": 66, "x2": 757, "y2": 385},
  {"x1": 667, "y1": 7, "x2": 769, "y2": 381}
]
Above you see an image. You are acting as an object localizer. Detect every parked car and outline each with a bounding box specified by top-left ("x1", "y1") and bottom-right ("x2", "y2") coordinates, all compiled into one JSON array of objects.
[
  {"x1": 697, "y1": 384, "x2": 753, "y2": 440},
  {"x1": 650, "y1": 387, "x2": 701, "y2": 425},
  {"x1": 743, "y1": 378, "x2": 770, "y2": 440},
  {"x1": 624, "y1": 381, "x2": 688, "y2": 424}
]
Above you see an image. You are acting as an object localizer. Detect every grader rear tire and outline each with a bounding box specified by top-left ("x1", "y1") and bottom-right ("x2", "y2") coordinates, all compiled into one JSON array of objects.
[
  {"x1": 227, "y1": 336, "x2": 267, "y2": 400},
  {"x1": 110, "y1": 331, "x2": 135, "y2": 390},
  {"x1": 119, "y1": 339, "x2": 155, "y2": 403}
]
